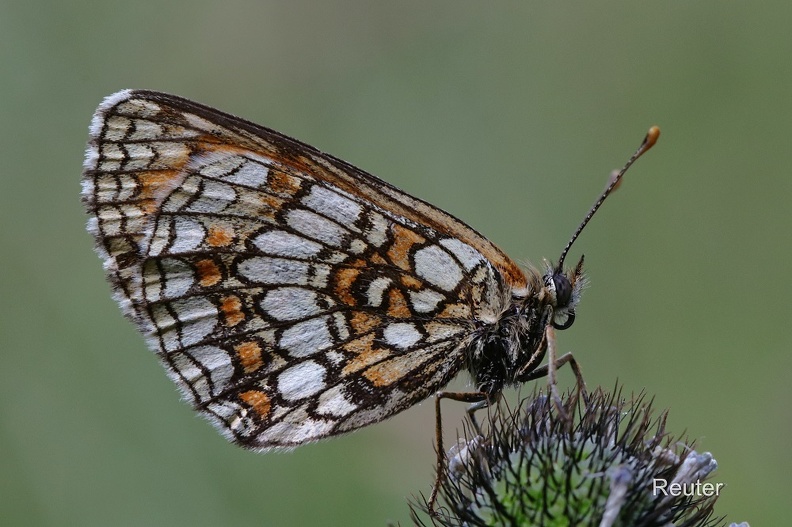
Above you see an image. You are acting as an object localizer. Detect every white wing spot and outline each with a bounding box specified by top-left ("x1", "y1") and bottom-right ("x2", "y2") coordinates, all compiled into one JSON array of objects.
[
  {"x1": 261, "y1": 287, "x2": 323, "y2": 321},
  {"x1": 365, "y1": 212, "x2": 388, "y2": 247},
  {"x1": 286, "y1": 209, "x2": 346, "y2": 247},
  {"x1": 383, "y1": 322, "x2": 422, "y2": 349},
  {"x1": 325, "y1": 350, "x2": 345, "y2": 366},
  {"x1": 317, "y1": 385, "x2": 358, "y2": 417},
  {"x1": 277, "y1": 361, "x2": 326, "y2": 401},
  {"x1": 302, "y1": 185, "x2": 362, "y2": 226},
  {"x1": 279, "y1": 316, "x2": 332, "y2": 358},
  {"x1": 349, "y1": 239, "x2": 367, "y2": 254},
  {"x1": 186, "y1": 180, "x2": 237, "y2": 213},
  {"x1": 128, "y1": 119, "x2": 164, "y2": 141},
  {"x1": 230, "y1": 158, "x2": 270, "y2": 187},
  {"x1": 309, "y1": 263, "x2": 330, "y2": 289},
  {"x1": 440, "y1": 238, "x2": 485, "y2": 271},
  {"x1": 103, "y1": 116, "x2": 130, "y2": 141},
  {"x1": 238, "y1": 256, "x2": 309, "y2": 285},
  {"x1": 409, "y1": 289, "x2": 445, "y2": 313},
  {"x1": 253, "y1": 230, "x2": 323, "y2": 258},
  {"x1": 332, "y1": 312, "x2": 349, "y2": 341},
  {"x1": 366, "y1": 277, "x2": 391, "y2": 307},
  {"x1": 414, "y1": 245, "x2": 463, "y2": 292},
  {"x1": 170, "y1": 217, "x2": 205, "y2": 253}
]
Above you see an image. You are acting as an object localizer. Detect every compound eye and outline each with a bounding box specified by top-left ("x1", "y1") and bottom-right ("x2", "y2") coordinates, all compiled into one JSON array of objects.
[
  {"x1": 552, "y1": 273, "x2": 572, "y2": 308},
  {"x1": 552, "y1": 310, "x2": 575, "y2": 330}
]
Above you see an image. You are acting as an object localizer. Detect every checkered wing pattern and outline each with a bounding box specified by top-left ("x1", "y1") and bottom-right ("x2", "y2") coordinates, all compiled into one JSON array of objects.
[{"x1": 82, "y1": 90, "x2": 528, "y2": 449}]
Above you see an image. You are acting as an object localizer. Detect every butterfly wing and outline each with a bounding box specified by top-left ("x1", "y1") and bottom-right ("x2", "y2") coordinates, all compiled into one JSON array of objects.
[{"x1": 82, "y1": 90, "x2": 526, "y2": 449}]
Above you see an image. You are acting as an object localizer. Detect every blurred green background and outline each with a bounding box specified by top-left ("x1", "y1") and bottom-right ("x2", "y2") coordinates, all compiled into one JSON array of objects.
[{"x1": 1, "y1": 1, "x2": 785, "y2": 525}]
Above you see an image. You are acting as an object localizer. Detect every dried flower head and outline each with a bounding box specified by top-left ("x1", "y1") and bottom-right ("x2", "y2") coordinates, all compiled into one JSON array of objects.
[{"x1": 411, "y1": 385, "x2": 748, "y2": 527}]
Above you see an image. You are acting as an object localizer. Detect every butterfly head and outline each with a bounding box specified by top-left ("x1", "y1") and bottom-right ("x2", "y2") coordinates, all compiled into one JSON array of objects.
[{"x1": 544, "y1": 255, "x2": 586, "y2": 330}]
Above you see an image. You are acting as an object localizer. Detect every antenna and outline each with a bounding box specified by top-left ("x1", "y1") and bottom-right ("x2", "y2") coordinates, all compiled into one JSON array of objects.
[{"x1": 555, "y1": 126, "x2": 660, "y2": 272}]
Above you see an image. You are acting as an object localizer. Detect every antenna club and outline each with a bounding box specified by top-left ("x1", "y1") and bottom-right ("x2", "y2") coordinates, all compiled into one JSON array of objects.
[
  {"x1": 644, "y1": 126, "x2": 661, "y2": 149},
  {"x1": 555, "y1": 126, "x2": 659, "y2": 271}
]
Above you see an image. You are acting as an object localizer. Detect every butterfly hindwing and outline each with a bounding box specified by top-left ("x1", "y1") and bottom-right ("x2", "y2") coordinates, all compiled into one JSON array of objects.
[{"x1": 82, "y1": 90, "x2": 518, "y2": 448}]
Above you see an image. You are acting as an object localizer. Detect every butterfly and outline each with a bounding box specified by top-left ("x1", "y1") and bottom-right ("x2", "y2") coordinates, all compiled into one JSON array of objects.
[{"x1": 82, "y1": 90, "x2": 657, "y2": 464}]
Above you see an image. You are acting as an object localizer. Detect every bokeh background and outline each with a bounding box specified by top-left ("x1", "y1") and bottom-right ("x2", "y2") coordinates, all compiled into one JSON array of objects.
[{"x1": 1, "y1": 2, "x2": 786, "y2": 525}]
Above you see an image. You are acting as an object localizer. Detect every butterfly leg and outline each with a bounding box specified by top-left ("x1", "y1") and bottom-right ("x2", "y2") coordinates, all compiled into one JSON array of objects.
[
  {"x1": 521, "y1": 325, "x2": 589, "y2": 420},
  {"x1": 464, "y1": 397, "x2": 493, "y2": 437},
  {"x1": 428, "y1": 390, "x2": 488, "y2": 513}
]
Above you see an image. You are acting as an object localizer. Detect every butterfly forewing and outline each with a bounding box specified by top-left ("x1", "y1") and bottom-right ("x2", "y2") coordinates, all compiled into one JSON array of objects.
[{"x1": 82, "y1": 90, "x2": 525, "y2": 448}]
